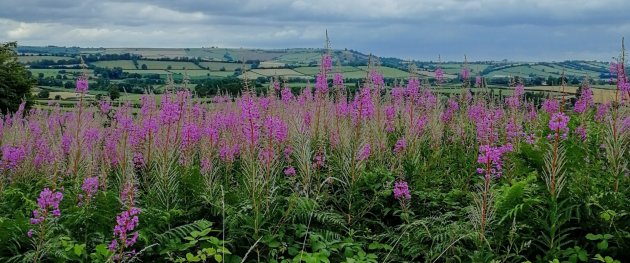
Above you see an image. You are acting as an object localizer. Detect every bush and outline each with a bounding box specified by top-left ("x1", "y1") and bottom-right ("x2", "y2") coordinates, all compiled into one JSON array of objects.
[{"x1": 37, "y1": 89, "x2": 50, "y2": 99}]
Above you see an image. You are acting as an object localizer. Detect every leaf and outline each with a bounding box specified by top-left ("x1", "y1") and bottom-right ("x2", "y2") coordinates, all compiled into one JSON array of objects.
[
  {"x1": 312, "y1": 242, "x2": 325, "y2": 252},
  {"x1": 597, "y1": 240, "x2": 608, "y2": 250},
  {"x1": 344, "y1": 247, "x2": 354, "y2": 258},
  {"x1": 215, "y1": 254, "x2": 223, "y2": 262},
  {"x1": 184, "y1": 237, "x2": 195, "y2": 241},
  {"x1": 586, "y1": 233, "x2": 601, "y2": 240},
  {"x1": 578, "y1": 251, "x2": 587, "y2": 261},
  {"x1": 607, "y1": 210, "x2": 616, "y2": 216},
  {"x1": 191, "y1": 231, "x2": 200, "y2": 238},
  {"x1": 346, "y1": 258, "x2": 356, "y2": 263},
  {"x1": 288, "y1": 247, "x2": 299, "y2": 256},
  {"x1": 603, "y1": 234, "x2": 613, "y2": 240},
  {"x1": 368, "y1": 242, "x2": 378, "y2": 250},
  {"x1": 209, "y1": 236, "x2": 220, "y2": 245},
  {"x1": 74, "y1": 244, "x2": 85, "y2": 257},
  {"x1": 200, "y1": 228, "x2": 212, "y2": 236},
  {"x1": 601, "y1": 213, "x2": 611, "y2": 221},
  {"x1": 568, "y1": 254, "x2": 578, "y2": 263},
  {"x1": 269, "y1": 240, "x2": 280, "y2": 248},
  {"x1": 187, "y1": 253, "x2": 200, "y2": 262},
  {"x1": 358, "y1": 249, "x2": 366, "y2": 259},
  {"x1": 595, "y1": 254, "x2": 605, "y2": 262}
]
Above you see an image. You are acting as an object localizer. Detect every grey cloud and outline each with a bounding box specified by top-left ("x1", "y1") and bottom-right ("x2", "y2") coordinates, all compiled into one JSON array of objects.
[{"x1": 0, "y1": 0, "x2": 627, "y2": 61}]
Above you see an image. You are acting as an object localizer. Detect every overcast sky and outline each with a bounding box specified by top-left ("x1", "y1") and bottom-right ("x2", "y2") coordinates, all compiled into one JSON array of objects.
[{"x1": 0, "y1": 0, "x2": 628, "y2": 61}]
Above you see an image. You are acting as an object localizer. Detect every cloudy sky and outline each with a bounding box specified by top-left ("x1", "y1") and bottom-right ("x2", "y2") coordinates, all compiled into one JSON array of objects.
[{"x1": 0, "y1": 0, "x2": 628, "y2": 61}]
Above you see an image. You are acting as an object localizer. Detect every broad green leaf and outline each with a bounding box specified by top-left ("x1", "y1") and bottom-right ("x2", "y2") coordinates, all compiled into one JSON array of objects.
[
  {"x1": 215, "y1": 254, "x2": 223, "y2": 262},
  {"x1": 187, "y1": 253, "x2": 200, "y2": 262},
  {"x1": 368, "y1": 242, "x2": 378, "y2": 250},
  {"x1": 269, "y1": 240, "x2": 280, "y2": 248},
  {"x1": 200, "y1": 228, "x2": 212, "y2": 236},
  {"x1": 74, "y1": 244, "x2": 85, "y2": 257},
  {"x1": 344, "y1": 247, "x2": 354, "y2": 258},
  {"x1": 586, "y1": 233, "x2": 601, "y2": 240},
  {"x1": 597, "y1": 240, "x2": 608, "y2": 250},
  {"x1": 288, "y1": 247, "x2": 299, "y2": 256},
  {"x1": 603, "y1": 234, "x2": 613, "y2": 240},
  {"x1": 191, "y1": 231, "x2": 200, "y2": 238},
  {"x1": 578, "y1": 251, "x2": 587, "y2": 261}
]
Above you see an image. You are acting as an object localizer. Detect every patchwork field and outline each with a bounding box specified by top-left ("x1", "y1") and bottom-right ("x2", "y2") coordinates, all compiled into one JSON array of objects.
[
  {"x1": 199, "y1": 62, "x2": 249, "y2": 71},
  {"x1": 17, "y1": 55, "x2": 73, "y2": 63}
]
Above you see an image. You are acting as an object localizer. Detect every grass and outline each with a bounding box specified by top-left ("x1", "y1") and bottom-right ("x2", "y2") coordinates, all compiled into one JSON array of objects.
[
  {"x1": 92, "y1": 60, "x2": 137, "y2": 69},
  {"x1": 199, "y1": 62, "x2": 250, "y2": 71},
  {"x1": 137, "y1": 60, "x2": 202, "y2": 70},
  {"x1": 29, "y1": 69, "x2": 93, "y2": 78},
  {"x1": 293, "y1": 66, "x2": 361, "y2": 76},
  {"x1": 249, "y1": 69, "x2": 305, "y2": 77},
  {"x1": 169, "y1": 70, "x2": 212, "y2": 77},
  {"x1": 123, "y1": 69, "x2": 169, "y2": 75},
  {"x1": 18, "y1": 56, "x2": 73, "y2": 63}
]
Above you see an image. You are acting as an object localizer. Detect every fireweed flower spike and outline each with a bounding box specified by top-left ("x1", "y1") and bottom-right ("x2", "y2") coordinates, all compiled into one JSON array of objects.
[
  {"x1": 394, "y1": 181, "x2": 411, "y2": 200},
  {"x1": 30, "y1": 188, "x2": 63, "y2": 263}
]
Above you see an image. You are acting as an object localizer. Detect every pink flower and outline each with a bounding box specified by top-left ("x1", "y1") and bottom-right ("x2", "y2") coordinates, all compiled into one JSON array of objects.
[
  {"x1": 394, "y1": 181, "x2": 411, "y2": 200},
  {"x1": 434, "y1": 68, "x2": 444, "y2": 84},
  {"x1": 75, "y1": 78, "x2": 89, "y2": 93},
  {"x1": 284, "y1": 167, "x2": 296, "y2": 177},
  {"x1": 461, "y1": 69, "x2": 470, "y2": 79},
  {"x1": 357, "y1": 144, "x2": 371, "y2": 161},
  {"x1": 549, "y1": 112, "x2": 569, "y2": 133},
  {"x1": 394, "y1": 138, "x2": 407, "y2": 155}
]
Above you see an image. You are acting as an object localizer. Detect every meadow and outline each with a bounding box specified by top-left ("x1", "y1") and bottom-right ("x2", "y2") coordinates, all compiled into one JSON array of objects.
[{"x1": 2, "y1": 44, "x2": 630, "y2": 263}]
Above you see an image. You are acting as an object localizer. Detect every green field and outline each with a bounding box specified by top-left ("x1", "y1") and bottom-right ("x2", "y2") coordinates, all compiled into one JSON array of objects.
[
  {"x1": 18, "y1": 55, "x2": 73, "y2": 63},
  {"x1": 92, "y1": 60, "x2": 137, "y2": 69},
  {"x1": 293, "y1": 66, "x2": 362, "y2": 75},
  {"x1": 29, "y1": 68, "x2": 92, "y2": 78},
  {"x1": 199, "y1": 62, "x2": 249, "y2": 71},
  {"x1": 123, "y1": 69, "x2": 169, "y2": 75},
  {"x1": 137, "y1": 60, "x2": 201, "y2": 70},
  {"x1": 169, "y1": 70, "x2": 213, "y2": 77}
]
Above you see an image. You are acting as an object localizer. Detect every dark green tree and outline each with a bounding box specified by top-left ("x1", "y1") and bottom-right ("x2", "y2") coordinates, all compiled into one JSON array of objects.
[
  {"x1": 37, "y1": 89, "x2": 50, "y2": 99},
  {"x1": 65, "y1": 80, "x2": 76, "y2": 90},
  {"x1": 109, "y1": 84, "x2": 120, "y2": 100},
  {"x1": 142, "y1": 64, "x2": 148, "y2": 70},
  {"x1": 0, "y1": 42, "x2": 36, "y2": 113}
]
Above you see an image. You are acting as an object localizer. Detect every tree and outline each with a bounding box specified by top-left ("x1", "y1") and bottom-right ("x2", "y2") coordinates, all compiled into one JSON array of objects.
[
  {"x1": 0, "y1": 42, "x2": 36, "y2": 113},
  {"x1": 547, "y1": 76, "x2": 555, "y2": 86},
  {"x1": 65, "y1": 81, "x2": 76, "y2": 90},
  {"x1": 571, "y1": 78, "x2": 580, "y2": 85},
  {"x1": 37, "y1": 89, "x2": 50, "y2": 99},
  {"x1": 167, "y1": 65, "x2": 172, "y2": 70},
  {"x1": 141, "y1": 64, "x2": 148, "y2": 70},
  {"x1": 109, "y1": 84, "x2": 120, "y2": 100}
]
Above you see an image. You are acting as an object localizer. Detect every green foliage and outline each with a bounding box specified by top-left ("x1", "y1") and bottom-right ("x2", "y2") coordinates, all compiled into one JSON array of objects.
[
  {"x1": 0, "y1": 41, "x2": 35, "y2": 113},
  {"x1": 109, "y1": 84, "x2": 120, "y2": 100}
]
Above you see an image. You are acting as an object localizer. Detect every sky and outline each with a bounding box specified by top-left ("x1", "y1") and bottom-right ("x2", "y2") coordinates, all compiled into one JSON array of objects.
[{"x1": 0, "y1": 0, "x2": 628, "y2": 62}]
